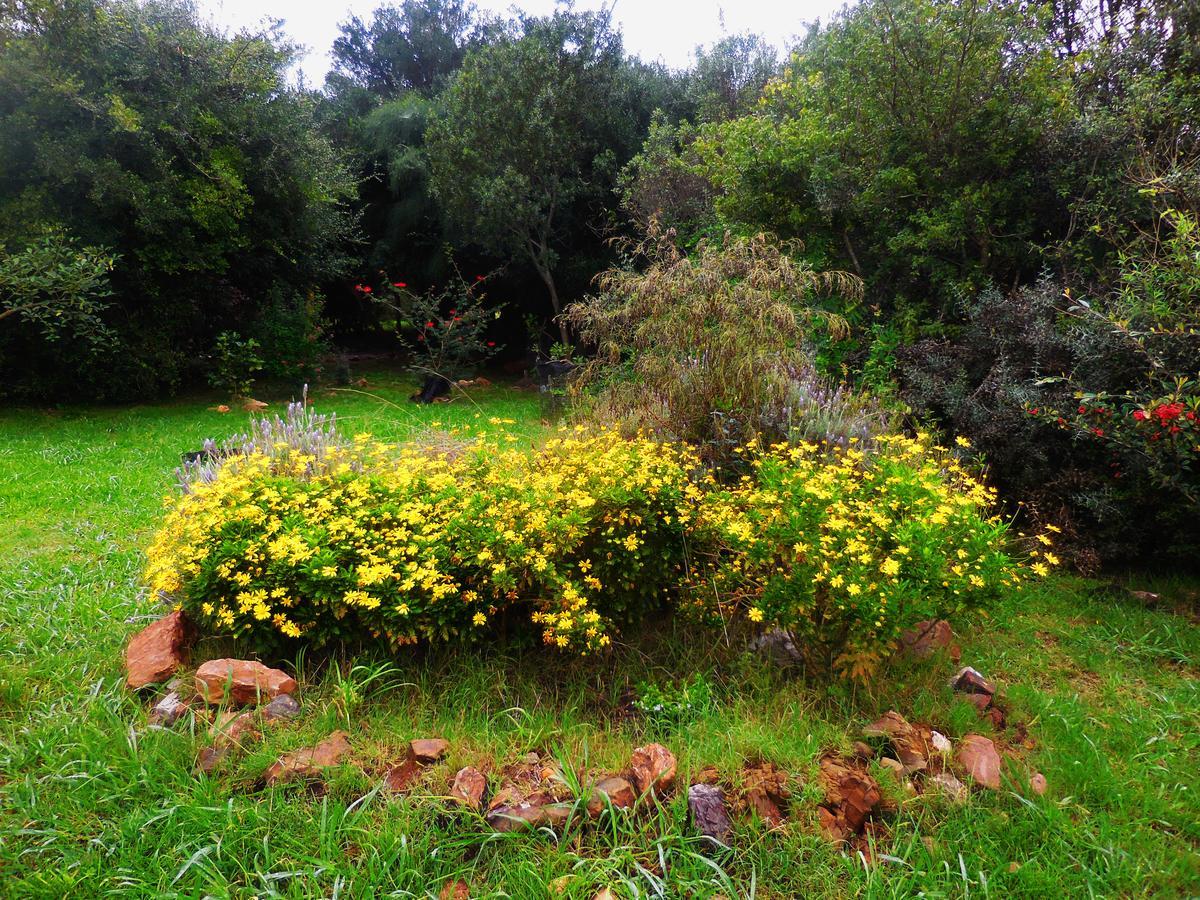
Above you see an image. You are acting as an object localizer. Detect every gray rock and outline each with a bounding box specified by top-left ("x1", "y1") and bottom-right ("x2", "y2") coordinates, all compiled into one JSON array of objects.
[
  {"x1": 262, "y1": 693, "x2": 301, "y2": 721},
  {"x1": 688, "y1": 783, "x2": 733, "y2": 845}
]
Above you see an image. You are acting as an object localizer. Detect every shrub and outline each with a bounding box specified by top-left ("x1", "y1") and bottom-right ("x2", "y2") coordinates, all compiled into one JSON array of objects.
[
  {"x1": 632, "y1": 674, "x2": 717, "y2": 733},
  {"x1": 0, "y1": 228, "x2": 116, "y2": 348},
  {"x1": 368, "y1": 270, "x2": 502, "y2": 383},
  {"x1": 253, "y1": 288, "x2": 329, "y2": 386},
  {"x1": 207, "y1": 331, "x2": 264, "y2": 401},
  {"x1": 147, "y1": 414, "x2": 1038, "y2": 677},
  {"x1": 566, "y1": 229, "x2": 889, "y2": 465},
  {"x1": 686, "y1": 433, "x2": 1043, "y2": 678},
  {"x1": 176, "y1": 392, "x2": 347, "y2": 494},
  {"x1": 146, "y1": 428, "x2": 704, "y2": 655}
]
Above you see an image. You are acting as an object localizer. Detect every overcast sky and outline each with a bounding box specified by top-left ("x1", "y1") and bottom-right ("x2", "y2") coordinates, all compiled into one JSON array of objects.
[{"x1": 192, "y1": 0, "x2": 852, "y2": 85}]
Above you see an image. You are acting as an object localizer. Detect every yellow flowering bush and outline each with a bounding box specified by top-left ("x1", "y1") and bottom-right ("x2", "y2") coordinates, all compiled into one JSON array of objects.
[
  {"x1": 686, "y1": 433, "x2": 1051, "y2": 677},
  {"x1": 145, "y1": 428, "x2": 704, "y2": 654},
  {"x1": 146, "y1": 416, "x2": 1046, "y2": 674}
]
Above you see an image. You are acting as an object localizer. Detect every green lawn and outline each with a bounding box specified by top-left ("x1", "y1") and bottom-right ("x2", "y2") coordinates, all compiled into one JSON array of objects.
[{"x1": 1, "y1": 373, "x2": 1197, "y2": 898}]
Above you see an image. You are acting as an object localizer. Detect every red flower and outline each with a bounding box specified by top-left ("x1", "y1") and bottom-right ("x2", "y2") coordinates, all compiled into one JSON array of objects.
[
  {"x1": 475, "y1": 275, "x2": 484, "y2": 281},
  {"x1": 362, "y1": 285, "x2": 372, "y2": 293},
  {"x1": 1153, "y1": 402, "x2": 1184, "y2": 423},
  {"x1": 393, "y1": 281, "x2": 408, "y2": 288},
  {"x1": 1078, "y1": 406, "x2": 1086, "y2": 414},
  {"x1": 1028, "y1": 408, "x2": 1039, "y2": 415},
  {"x1": 1132, "y1": 409, "x2": 1148, "y2": 421},
  {"x1": 1092, "y1": 427, "x2": 1104, "y2": 437},
  {"x1": 426, "y1": 321, "x2": 435, "y2": 328},
  {"x1": 486, "y1": 341, "x2": 495, "y2": 347}
]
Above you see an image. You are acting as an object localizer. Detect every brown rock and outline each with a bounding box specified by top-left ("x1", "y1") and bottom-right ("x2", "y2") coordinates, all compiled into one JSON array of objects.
[
  {"x1": 878, "y1": 757, "x2": 904, "y2": 777},
  {"x1": 196, "y1": 745, "x2": 226, "y2": 774},
  {"x1": 450, "y1": 766, "x2": 488, "y2": 811},
  {"x1": 125, "y1": 611, "x2": 195, "y2": 690},
  {"x1": 965, "y1": 692, "x2": 993, "y2": 713},
  {"x1": 688, "y1": 783, "x2": 732, "y2": 845},
  {"x1": 1030, "y1": 772, "x2": 1048, "y2": 796},
  {"x1": 956, "y1": 734, "x2": 1002, "y2": 790},
  {"x1": 818, "y1": 755, "x2": 882, "y2": 843},
  {"x1": 149, "y1": 691, "x2": 188, "y2": 727},
  {"x1": 692, "y1": 764, "x2": 721, "y2": 785},
  {"x1": 211, "y1": 710, "x2": 260, "y2": 749},
  {"x1": 742, "y1": 762, "x2": 790, "y2": 827},
  {"x1": 862, "y1": 710, "x2": 928, "y2": 774},
  {"x1": 899, "y1": 619, "x2": 960, "y2": 661},
  {"x1": 587, "y1": 775, "x2": 637, "y2": 816},
  {"x1": 486, "y1": 791, "x2": 572, "y2": 832},
  {"x1": 593, "y1": 890, "x2": 616, "y2": 900},
  {"x1": 952, "y1": 666, "x2": 996, "y2": 697},
  {"x1": 195, "y1": 659, "x2": 297, "y2": 707},
  {"x1": 410, "y1": 738, "x2": 449, "y2": 764},
  {"x1": 439, "y1": 880, "x2": 469, "y2": 900},
  {"x1": 264, "y1": 730, "x2": 351, "y2": 786},
  {"x1": 630, "y1": 743, "x2": 676, "y2": 797},
  {"x1": 851, "y1": 741, "x2": 875, "y2": 761},
  {"x1": 384, "y1": 757, "x2": 422, "y2": 792}
]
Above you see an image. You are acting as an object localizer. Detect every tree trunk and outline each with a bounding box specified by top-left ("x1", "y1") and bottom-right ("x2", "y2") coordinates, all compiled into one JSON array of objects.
[{"x1": 532, "y1": 249, "x2": 569, "y2": 347}]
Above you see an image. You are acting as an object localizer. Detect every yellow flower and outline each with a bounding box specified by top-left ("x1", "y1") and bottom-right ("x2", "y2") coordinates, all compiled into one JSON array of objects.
[
  {"x1": 880, "y1": 558, "x2": 901, "y2": 577},
  {"x1": 1030, "y1": 562, "x2": 1050, "y2": 577},
  {"x1": 472, "y1": 612, "x2": 487, "y2": 626},
  {"x1": 955, "y1": 436, "x2": 972, "y2": 449},
  {"x1": 747, "y1": 607, "x2": 764, "y2": 622}
]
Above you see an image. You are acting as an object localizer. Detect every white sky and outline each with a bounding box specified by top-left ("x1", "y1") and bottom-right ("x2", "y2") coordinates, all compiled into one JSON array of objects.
[{"x1": 193, "y1": 0, "x2": 852, "y2": 85}]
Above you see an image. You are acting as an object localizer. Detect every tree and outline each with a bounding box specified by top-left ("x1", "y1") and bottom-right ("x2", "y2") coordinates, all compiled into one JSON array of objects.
[
  {"x1": 689, "y1": 32, "x2": 780, "y2": 122},
  {"x1": 326, "y1": 0, "x2": 483, "y2": 99},
  {"x1": 0, "y1": 0, "x2": 355, "y2": 398},
  {"x1": 0, "y1": 229, "x2": 115, "y2": 346},
  {"x1": 426, "y1": 8, "x2": 629, "y2": 345}
]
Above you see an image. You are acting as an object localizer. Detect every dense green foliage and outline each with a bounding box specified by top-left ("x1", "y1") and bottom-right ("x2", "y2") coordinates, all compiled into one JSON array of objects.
[
  {"x1": 0, "y1": 0, "x2": 354, "y2": 399},
  {"x1": 614, "y1": 0, "x2": 1200, "y2": 562},
  {"x1": 425, "y1": 9, "x2": 661, "y2": 344}
]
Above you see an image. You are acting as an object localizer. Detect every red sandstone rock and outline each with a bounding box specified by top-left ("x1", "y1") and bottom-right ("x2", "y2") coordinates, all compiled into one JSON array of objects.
[
  {"x1": 630, "y1": 743, "x2": 676, "y2": 797},
  {"x1": 450, "y1": 766, "x2": 488, "y2": 811},
  {"x1": 956, "y1": 734, "x2": 1002, "y2": 789},
  {"x1": 410, "y1": 738, "x2": 450, "y2": 763},
  {"x1": 862, "y1": 710, "x2": 929, "y2": 774},
  {"x1": 899, "y1": 619, "x2": 960, "y2": 660},
  {"x1": 742, "y1": 762, "x2": 790, "y2": 827},
  {"x1": 587, "y1": 775, "x2": 637, "y2": 816},
  {"x1": 264, "y1": 730, "x2": 351, "y2": 786},
  {"x1": 125, "y1": 611, "x2": 195, "y2": 689},
  {"x1": 818, "y1": 755, "x2": 882, "y2": 843},
  {"x1": 195, "y1": 659, "x2": 297, "y2": 707}
]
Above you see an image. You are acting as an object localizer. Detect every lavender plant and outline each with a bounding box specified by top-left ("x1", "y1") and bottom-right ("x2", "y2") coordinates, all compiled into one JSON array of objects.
[{"x1": 176, "y1": 386, "x2": 348, "y2": 493}]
